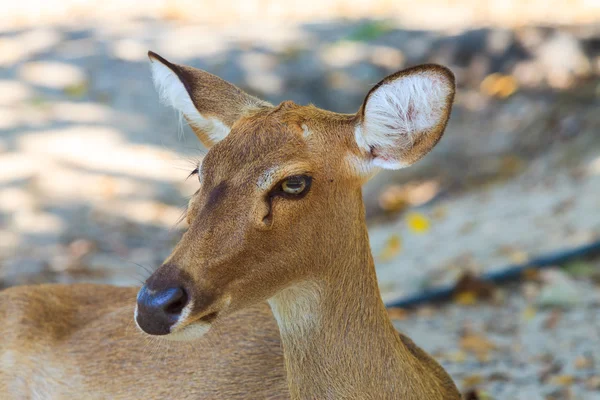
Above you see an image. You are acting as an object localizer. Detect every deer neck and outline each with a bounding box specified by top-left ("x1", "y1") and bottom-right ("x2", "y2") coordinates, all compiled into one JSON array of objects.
[{"x1": 268, "y1": 206, "x2": 444, "y2": 399}]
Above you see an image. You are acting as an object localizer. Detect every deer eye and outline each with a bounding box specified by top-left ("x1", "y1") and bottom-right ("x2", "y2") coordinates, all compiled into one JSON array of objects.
[
  {"x1": 282, "y1": 176, "x2": 306, "y2": 194},
  {"x1": 273, "y1": 175, "x2": 312, "y2": 198}
]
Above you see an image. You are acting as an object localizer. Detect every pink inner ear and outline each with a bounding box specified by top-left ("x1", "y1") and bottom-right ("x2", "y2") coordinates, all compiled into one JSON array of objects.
[
  {"x1": 370, "y1": 145, "x2": 392, "y2": 162},
  {"x1": 405, "y1": 101, "x2": 417, "y2": 123}
]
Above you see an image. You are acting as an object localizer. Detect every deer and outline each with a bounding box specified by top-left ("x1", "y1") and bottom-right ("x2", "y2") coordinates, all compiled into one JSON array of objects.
[{"x1": 0, "y1": 51, "x2": 460, "y2": 399}]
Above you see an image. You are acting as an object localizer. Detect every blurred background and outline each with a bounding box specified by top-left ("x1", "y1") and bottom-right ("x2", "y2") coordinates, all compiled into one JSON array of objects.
[{"x1": 1, "y1": 1, "x2": 600, "y2": 398}]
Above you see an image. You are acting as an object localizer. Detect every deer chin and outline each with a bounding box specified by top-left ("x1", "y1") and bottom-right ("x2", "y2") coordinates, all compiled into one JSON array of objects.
[
  {"x1": 165, "y1": 304, "x2": 220, "y2": 342},
  {"x1": 164, "y1": 320, "x2": 213, "y2": 341}
]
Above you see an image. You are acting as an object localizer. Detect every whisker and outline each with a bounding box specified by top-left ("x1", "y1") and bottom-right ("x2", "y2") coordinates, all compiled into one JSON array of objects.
[{"x1": 169, "y1": 204, "x2": 189, "y2": 234}]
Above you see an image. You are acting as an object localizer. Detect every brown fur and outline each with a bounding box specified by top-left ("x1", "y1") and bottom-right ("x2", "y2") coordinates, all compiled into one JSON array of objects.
[
  {"x1": 0, "y1": 284, "x2": 287, "y2": 399},
  {"x1": 0, "y1": 54, "x2": 460, "y2": 399}
]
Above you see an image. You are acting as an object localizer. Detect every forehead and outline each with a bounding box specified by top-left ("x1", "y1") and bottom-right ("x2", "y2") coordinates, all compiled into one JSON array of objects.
[{"x1": 200, "y1": 107, "x2": 310, "y2": 182}]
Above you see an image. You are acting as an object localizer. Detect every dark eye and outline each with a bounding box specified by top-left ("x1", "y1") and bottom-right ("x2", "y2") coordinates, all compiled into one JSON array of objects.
[
  {"x1": 273, "y1": 175, "x2": 312, "y2": 198},
  {"x1": 282, "y1": 176, "x2": 306, "y2": 194}
]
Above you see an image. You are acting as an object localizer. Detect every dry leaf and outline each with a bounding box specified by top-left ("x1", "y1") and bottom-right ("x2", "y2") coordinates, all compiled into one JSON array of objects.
[
  {"x1": 406, "y1": 212, "x2": 430, "y2": 234},
  {"x1": 522, "y1": 268, "x2": 540, "y2": 281},
  {"x1": 379, "y1": 234, "x2": 402, "y2": 262},
  {"x1": 448, "y1": 350, "x2": 467, "y2": 363},
  {"x1": 549, "y1": 374, "x2": 575, "y2": 386},
  {"x1": 499, "y1": 155, "x2": 524, "y2": 178},
  {"x1": 543, "y1": 310, "x2": 562, "y2": 330},
  {"x1": 416, "y1": 306, "x2": 436, "y2": 317},
  {"x1": 453, "y1": 271, "x2": 496, "y2": 304},
  {"x1": 462, "y1": 374, "x2": 484, "y2": 388},
  {"x1": 460, "y1": 333, "x2": 496, "y2": 357},
  {"x1": 454, "y1": 291, "x2": 478, "y2": 306},
  {"x1": 379, "y1": 181, "x2": 440, "y2": 213},
  {"x1": 463, "y1": 389, "x2": 492, "y2": 400},
  {"x1": 522, "y1": 306, "x2": 537, "y2": 321},
  {"x1": 481, "y1": 73, "x2": 518, "y2": 98},
  {"x1": 387, "y1": 307, "x2": 408, "y2": 321},
  {"x1": 378, "y1": 185, "x2": 409, "y2": 213},
  {"x1": 574, "y1": 356, "x2": 592, "y2": 370},
  {"x1": 497, "y1": 245, "x2": 529, "y2": 264},
  {"x1": 585, "y1": 376, "x2": 600, "y2": 390},
  {"x1": 64, "y1": 81, "x2": 89, "y2": 98},
  {"x1": 508, "y1": 250, "x2": 529, "y2": 264}
]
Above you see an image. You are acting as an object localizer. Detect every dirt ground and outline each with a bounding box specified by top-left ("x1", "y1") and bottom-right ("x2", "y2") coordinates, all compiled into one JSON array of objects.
[{"x1": 1, "y1": 4, "x2": 600, "y2": 398}]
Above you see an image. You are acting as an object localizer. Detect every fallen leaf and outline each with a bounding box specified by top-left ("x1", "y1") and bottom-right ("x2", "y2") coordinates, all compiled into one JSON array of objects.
[
  {"x1": 453, "y1": 271, "x2": 495, "y2": 304},
  {"x1": 549, "y1": 374, "x2": 575, "y2": 386},
  {"x1": 378, "y1": 185, "x2": 409, "y2": 212},
  {"x1": 64, "y1": 81, "x2": 88, "y2": 98},
  {"x1": 498, "y1": 155, "x2": 525, "y2": 179},
  {"x1": 522, "y1": 268, "x2": 540, "y2": 281},
  {"x1": 509, "y1": 250, "x2": 529, "y2": 264},
  {"x1": 462, "y1": 374, "x2": 484, "y2": 388},
  {"x1": 481, "y1": 73, "x2": 518, "y2": 98},
  {"x1": 496, "y1": 245, "x2": 530, "y2": 264},
  {"x1": 460, "y1": 333, "x2": 496, "y2": 357},
  {"x1": 454, "y1": 291, "x2": 478, "y2": 306},
  {"x1": 416, "y1": 306, "x2": 436, "y2": 317},
  {"x1": 585, "y1": 376, "x2": 600, "y2": 390},
  {"x1": 447, "y1": 350, "x2": 467, "y2": 363},
  {"x1": 522, "y1": 306, "x2": 537, "y2": 321},
  {"x1": 539, "y1": 361, "x2": 563, "y2": 382},
  {"x1": 379, "y1": 234, "x2": 402, "y2": 262},
  {"x1": 463, "y1": 389, "x2": 493, "y2": 400},
  {"x1": 387, "y1": 307, "x2": 408, "y2": 321},
  {"x1": 543, "y1": 310, "x2": 562, "y2": 330},
  {"x1": 574, "y1": 355, "x2": 592, "y2": 370},
  {"x1": 406, "y1": 212, "x2": 430, "y2": 234}
]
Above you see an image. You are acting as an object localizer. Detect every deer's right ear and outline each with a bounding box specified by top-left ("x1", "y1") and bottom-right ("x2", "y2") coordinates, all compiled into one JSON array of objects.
[
  {"x1": 148, "y1": 51, "x2": 270, "y2": 148},
  {"x1": 351, "y1": 64, "x2": 455, "y2": 175}
]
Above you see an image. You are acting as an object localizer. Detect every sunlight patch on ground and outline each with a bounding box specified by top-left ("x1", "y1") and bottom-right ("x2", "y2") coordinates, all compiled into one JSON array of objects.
[
  {"x1": 51, "y1": 102, "x2": 113, "y2": 123},
  {"x1": 111, "y1": 38, "x2": 149, "y2": 62},
  {"x1": 16, "y1": 126, "x2": 184, "y2": 182},
  {"x1": 0, "y1": 188, "x2": 35, "y2": 212},
  {"x1": 95, "y1": 199, "x2": 185, "y2": 227},
  {"x1": 0, "y1": 80, "x2": 33, "y2": 106},
  {"x1": 588, "y1": 155, "x2": 600, "y2": 175},
  {"x1": 13, "y1": 211, "x2": 65, "y2": 235},
  {"x1": 18, "y1": 61, "x2": 86, "y2": 90},
  {"x1": 0, "y1": 153, "x2": 40, "y2": 183}
]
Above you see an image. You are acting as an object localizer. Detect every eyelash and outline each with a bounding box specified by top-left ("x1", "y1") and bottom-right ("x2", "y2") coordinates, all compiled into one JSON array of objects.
[{"x1": 187, "y1": 167, "x2": 199, "y2": 180}]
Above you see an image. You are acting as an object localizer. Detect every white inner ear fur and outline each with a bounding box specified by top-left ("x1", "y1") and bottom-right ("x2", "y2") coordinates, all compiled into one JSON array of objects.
[
  {"x1": 150, "y1": 59, "x2": 230, "y2": 143},
  {"x1": 355, "y1": 70, "x2": 451, "y2": 169}
]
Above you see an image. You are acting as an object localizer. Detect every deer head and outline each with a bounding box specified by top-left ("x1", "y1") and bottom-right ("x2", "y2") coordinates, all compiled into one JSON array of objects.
[{"x1": 135, "y1": 51, "x2": 455, "y2": 340}]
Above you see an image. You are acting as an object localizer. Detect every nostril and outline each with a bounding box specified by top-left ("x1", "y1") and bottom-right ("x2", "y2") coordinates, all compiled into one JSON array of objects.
[{"x1": 163, "y1": 287, "x2": 188, "y2": 315}]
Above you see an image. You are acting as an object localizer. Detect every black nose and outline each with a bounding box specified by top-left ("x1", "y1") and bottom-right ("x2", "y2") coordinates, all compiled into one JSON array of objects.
[{"x1": 136, "y1": 285, "x2": 189, "y2": 335}]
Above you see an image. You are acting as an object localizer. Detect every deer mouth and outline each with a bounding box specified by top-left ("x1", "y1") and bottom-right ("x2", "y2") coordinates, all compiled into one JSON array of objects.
[
  {"x1": 162, "y1": 309, "x2": 221, "y2": 342},
  {"x1": 198, "y1": 311, "x2": 219, "y2": 324}
]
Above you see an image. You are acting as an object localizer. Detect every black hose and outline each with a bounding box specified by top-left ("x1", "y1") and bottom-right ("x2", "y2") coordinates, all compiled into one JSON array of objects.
[{"x1": 384, "y1": 240, "x2": 600, "y2": 309}]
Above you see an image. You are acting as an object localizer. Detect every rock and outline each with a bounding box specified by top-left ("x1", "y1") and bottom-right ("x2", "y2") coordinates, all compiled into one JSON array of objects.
[
  {"x1": 536, "y1": 269, "x2": 582, "y2": 308},
  {"x1": 535, "y1": 32, "x2": 591, "y2": 88}
]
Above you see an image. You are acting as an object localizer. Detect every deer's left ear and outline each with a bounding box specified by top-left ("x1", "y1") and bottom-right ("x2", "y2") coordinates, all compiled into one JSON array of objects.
[
  {"x1": 354, "y1": 65, "x2": 455, "y2": 169},
  {"x1": 148, "y1": 51, "x2": 270, "y2": 148}
]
